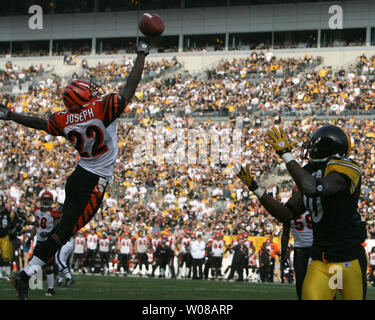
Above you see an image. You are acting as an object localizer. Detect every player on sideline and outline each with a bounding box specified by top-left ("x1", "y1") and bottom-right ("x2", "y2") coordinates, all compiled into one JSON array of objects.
[
  {"x1": 0, "y1": 40, "x2": 150, "y2": 300},
  {"x1": 234, "y1": 125, "x2": 367, "y2": 300},
  {"x1": 71, "y1": 231, "x2": 86, "y2": 274}
]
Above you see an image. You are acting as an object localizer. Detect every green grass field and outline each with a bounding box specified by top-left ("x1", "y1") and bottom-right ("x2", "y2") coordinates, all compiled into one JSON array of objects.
[{"x1": 1, "y1": 275, "x2": 375, "y2": 300}]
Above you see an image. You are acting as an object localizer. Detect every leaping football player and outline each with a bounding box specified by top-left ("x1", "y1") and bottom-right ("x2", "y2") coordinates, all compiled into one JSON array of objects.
[
  {"x1": 235, "y1": 125, "x2": 367, "y2": 300},
  {"x1": 0, "y1": 40, "x2": 150, "y2": 300}
]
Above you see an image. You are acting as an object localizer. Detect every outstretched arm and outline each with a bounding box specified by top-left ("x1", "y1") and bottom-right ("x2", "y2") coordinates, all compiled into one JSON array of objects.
[
  {"x1": 234, "y1": 163, "x2": 305, "y2": 223},
  {"x1": 0, "y1": 105, "x2": 47, "y2": 131},
  {"x1": 9, "y1": 112, "x2": 48, "y2": 131},
  {"x1": 281, "y1": 221, "x2": 291, "y2": 259},
  {"x1": 257, "y1": 190, "x2": 304, "y2": 223},
  {"x1": 119, "y1": 41, "x2": 150, "y2": 109},
  {"x1": 265, "y1": 126, "x2": 349, "y2": 197}
]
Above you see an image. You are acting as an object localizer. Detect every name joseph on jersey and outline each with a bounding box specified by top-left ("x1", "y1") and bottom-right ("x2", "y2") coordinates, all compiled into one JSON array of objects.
[{"x1": 64, "y1": 108, "x2": 94, "y2": 125}]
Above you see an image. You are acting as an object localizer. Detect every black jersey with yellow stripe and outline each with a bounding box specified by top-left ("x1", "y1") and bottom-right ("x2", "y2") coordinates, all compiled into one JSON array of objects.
[
  {"x1": 302, "y1": 157, "x2": 366, "y2": 262},
  {"x1": 0, "y1": 207, "x2": 11, "y2": 238}
]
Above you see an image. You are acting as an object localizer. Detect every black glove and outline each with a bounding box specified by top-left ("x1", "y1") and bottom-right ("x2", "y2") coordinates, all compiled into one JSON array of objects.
[
  {"x1": 136, "y1": 40, "x2": 150, "y2": 56},
  {"x1": 0, "y1": 105, "x2": 10, "y2": 120}
]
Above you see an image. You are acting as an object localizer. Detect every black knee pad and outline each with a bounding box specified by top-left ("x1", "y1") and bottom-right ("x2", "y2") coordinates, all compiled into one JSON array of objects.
[
  {"x1": 45, "y1": 265, "x2": 54, "y2": 275},
  {"x1": 33, "y1": 237, "x2": 60, "y2": 264}
]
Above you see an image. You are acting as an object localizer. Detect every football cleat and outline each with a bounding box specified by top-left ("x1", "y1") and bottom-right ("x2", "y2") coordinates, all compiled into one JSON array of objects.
[
  {"x1": 45, "y1": 288, "x2": 56, "y2": 296},
  {"x1": 10, "y1": 273, "x2": 29, "y2": 300},
  {"x1": 65, "y1": 278, "x2": 75, "y2": 287}
]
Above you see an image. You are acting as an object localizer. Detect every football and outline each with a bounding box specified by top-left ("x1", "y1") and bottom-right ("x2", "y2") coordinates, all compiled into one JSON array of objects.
[{"x1": 139, "y1": 13, "x2": 165, "y2": 37}]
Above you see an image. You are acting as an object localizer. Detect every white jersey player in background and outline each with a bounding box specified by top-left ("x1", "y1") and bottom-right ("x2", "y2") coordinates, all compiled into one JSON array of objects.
[
  {"x1": 210, "y1": 233, "x2": 225, "y2": 279},
  {"x1": 281, "y1": 210, "x2": 313, "y2": 300},
  {"x1": 178, "y1": 231, "x2": 192, "y2": 278},
  {"x1": 55, "y1": 236, "x2": 74, "y2": 286},
  {"x1": 116, "y1": 231, "x2": 132, "y2": 276},
  {"x1": 98, "y1": 233, "x2": 111, "y2": 275},
  {"x1": 134, "y1": 230, "x2": 149, "y2": 276},
  {"x1": 85, "y1": 230, "x2": 99, "y2": 273},
  {"x1": 28, "y1": 191, "x2": 61, "y2": 296},
  {"x1": 71, "y1": 231, "x2": 86, "y2": 274}
]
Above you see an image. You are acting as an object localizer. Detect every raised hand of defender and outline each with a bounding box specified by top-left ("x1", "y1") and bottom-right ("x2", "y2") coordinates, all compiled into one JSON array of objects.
[
  {"x1": 264, "y1": 126, "x2": 297, "y2": 157},
  {"x1": 0, "y1": 104, "x2": 10, "y2": 120},
  {"x1": 136, "y1": 40, "x2": 150, "y2": 56},
  {"x1": 233, "y1": 162, "x2": 259, "y2": 191}
]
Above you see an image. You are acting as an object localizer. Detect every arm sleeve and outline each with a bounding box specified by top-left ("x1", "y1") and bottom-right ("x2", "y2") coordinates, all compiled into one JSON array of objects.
[
  {"x1": 100, "y1": 93, "x2": 127, "y2": 127},
  {"x1": 284, "y1": 202, "x2": 304, "y2": 220},
  {"x1": 46, "y1": 113, "x2": 65, "y2": 137}
]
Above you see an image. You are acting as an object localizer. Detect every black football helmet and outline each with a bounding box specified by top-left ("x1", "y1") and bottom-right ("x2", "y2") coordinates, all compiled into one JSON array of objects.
[{"x1": 301, "y1": 125, "x2": 351, "y2": 163}]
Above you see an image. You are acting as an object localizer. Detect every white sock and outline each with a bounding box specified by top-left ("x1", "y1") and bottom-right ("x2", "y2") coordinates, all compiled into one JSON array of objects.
[
  {"x1": 23, "y1": 256, "x2": 46, "y2": 277},
  {"x1": 63, "y1": 269, "x2": 72, "y2": 280},
  {"x1": 47, "y1": 273, "x2": 54, "y2": 289}
]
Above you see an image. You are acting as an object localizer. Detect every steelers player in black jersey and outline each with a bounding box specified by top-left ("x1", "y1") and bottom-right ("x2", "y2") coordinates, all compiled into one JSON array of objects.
[
  {"x1": 0, "y1": 201, "x2": 15, "y2": 278},
  {"x1": 234, "y1": 124, "x2": 367, "y2": 300}
]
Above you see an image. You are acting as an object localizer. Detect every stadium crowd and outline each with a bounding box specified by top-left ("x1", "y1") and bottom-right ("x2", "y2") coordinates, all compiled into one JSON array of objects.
[
  {"x1": 3, "y1": 51, "x2": 375, "y2": 118},
  {"x1": 1, "y1": 52, "x2": 375, "y2": 282}
]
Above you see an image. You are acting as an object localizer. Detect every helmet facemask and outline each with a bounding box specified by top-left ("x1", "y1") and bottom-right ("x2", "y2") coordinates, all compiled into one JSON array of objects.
[
  {"x1": 41, "y1": 195, "x2": 53, "y2": 210},
  {"x1": 89, "y1": 81, "x2": 105, "y2": 99}
]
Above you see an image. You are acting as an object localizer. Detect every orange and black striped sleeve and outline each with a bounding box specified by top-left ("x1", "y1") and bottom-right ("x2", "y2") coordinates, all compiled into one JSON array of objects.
[
  {"x1": 101, "y1": 93, "x2": 127, "y2": 127},
  {"x1": 46, "y1": 113, "x2": 65, "y2": 137}
]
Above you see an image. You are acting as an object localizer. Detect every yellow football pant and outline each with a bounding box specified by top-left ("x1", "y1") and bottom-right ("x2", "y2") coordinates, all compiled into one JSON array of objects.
[
  {"x1": 0, "y1": 235, "x2": 13, "y2": 261},
  {"x1": 302, "y1": 259, "x2": 367, "y2": 300}
]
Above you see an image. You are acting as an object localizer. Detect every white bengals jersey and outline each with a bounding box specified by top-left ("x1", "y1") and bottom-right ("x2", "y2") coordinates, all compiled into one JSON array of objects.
[
  {"x1": 74, "y1": 235, "x2": 86, "y2": 254},
  {"x1": 99, "y1": 238, "x2": 110, "y2": 252},
  {"x1": 180, "y1": 237, "x2": 190, "y2": 254},
  {"x1": 118, "y1": 237, "x2": 132, "y2": 254},
  {"x1": 291, "y1": 211, "x2": 313, "y2": 248},
  {"x1": 135, "y1": 237, "x2": 148, "y2": 253},
  {"x1": 33, "y1": 207, "x2": 61, "y2": 242},
  {"x1": 211, "y1": 240, "x2": 225, "y2": 257},
  {"x1": 168, "y1": 235, "x2": 176, "y2": 251},
  {"x1": 248, "y1": 253, "x2": 258, "y2": 267},
  {"x1": 151, "y1": 238, "x2": 161, "y2": 251},
  {"x1": 46, "y1": 93, "x2": 127, "y2": 179},
  {"x1": 87, "y1": 234, "x2": 99, "y2": 250}
]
